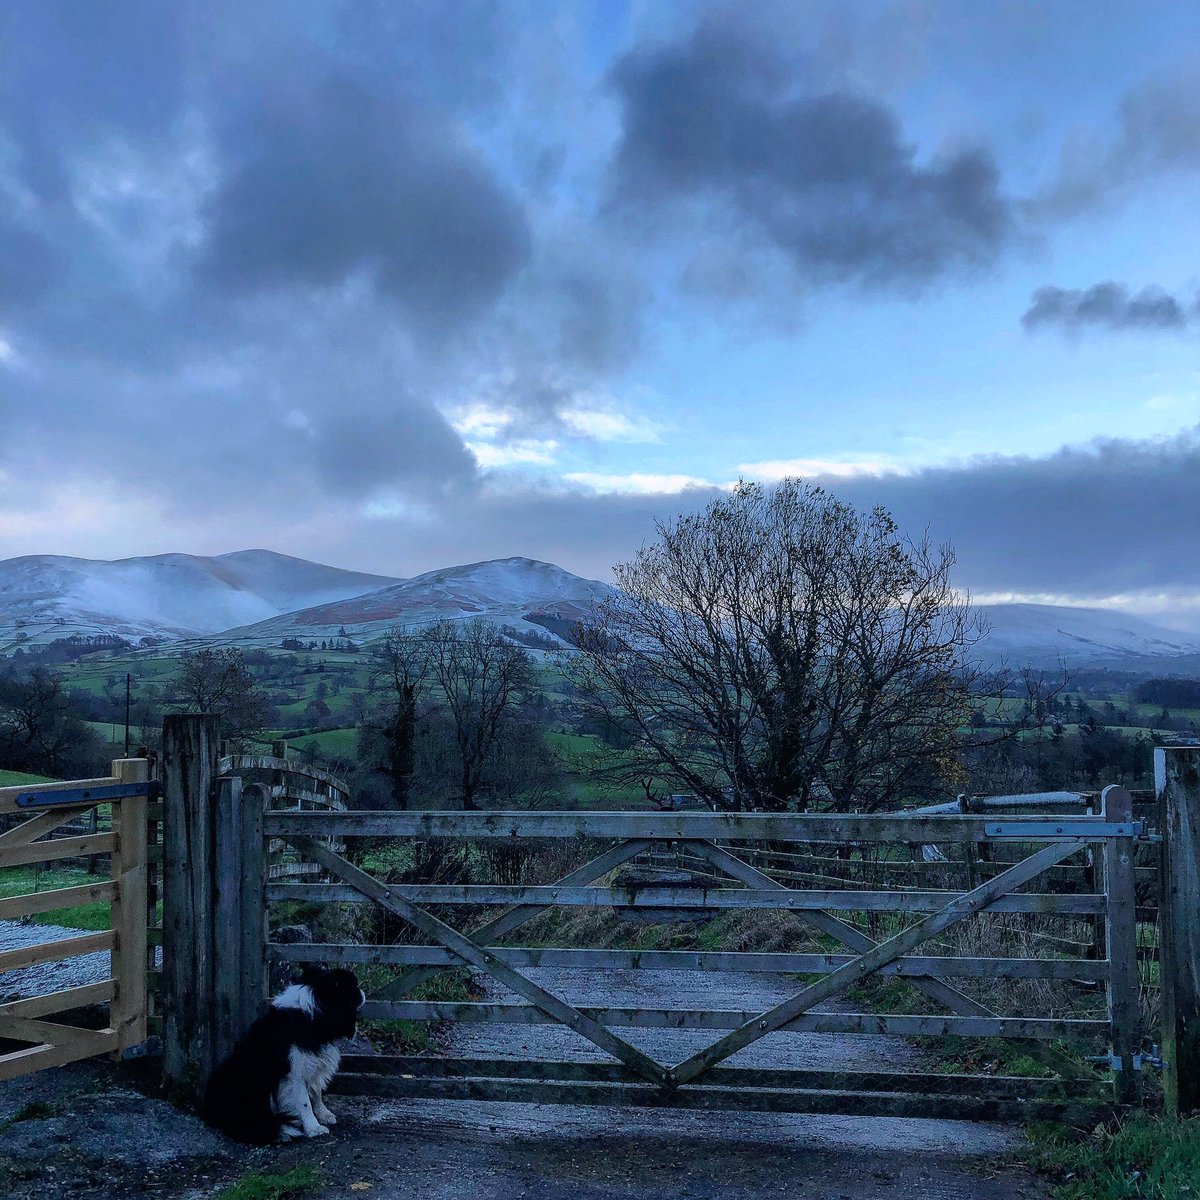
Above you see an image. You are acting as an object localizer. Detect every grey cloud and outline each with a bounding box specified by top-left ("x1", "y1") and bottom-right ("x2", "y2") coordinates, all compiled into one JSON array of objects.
[
  {"x1": 831, "y1": 428, "x2": 1200, "y2": 599},
  {"x1": 1023, "y1": 282, "x2": 1196, "y2": 334},
  {"x1": 1034, "y1": 66, "x2": 1200, "y2": 219},
  {"x1": 610, "y1": 17, "x2": 1012, "y2": 289},
  {"x1": 313, "y1": 405, "x2": 478, "y2": 499},
  {"x1": 200, "y1": 76, "x2": 531, "y2": 327}
]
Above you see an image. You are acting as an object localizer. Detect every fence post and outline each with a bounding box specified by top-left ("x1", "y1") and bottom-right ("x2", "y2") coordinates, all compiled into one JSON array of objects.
[
  {"x1": 1156, "y1": 745, "x2": 1200, "y2": 1117},
  {"x1": 109, "y1": 757, "x2": 149, "y2": 1052},
  {"x1": 1101, "y1": 784, "x2": 1139, "y2": 1104},
  {"x1": 161, "y1": 713, "x2": 220, "y2": 1093}
]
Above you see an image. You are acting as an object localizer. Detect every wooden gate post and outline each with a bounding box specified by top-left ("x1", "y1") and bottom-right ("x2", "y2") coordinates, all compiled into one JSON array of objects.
[
  {"x1": 1101, "y1": 784, "x2": 1139, "y2": 1104},
  {"x1": 109, "y1": 757, "x2": 150, "y2": 1052},
  {"x1": 1156, "y1": 745, "x2": 1200, "y2": 1117},
  {"x1": 161, "y1": 713, "x2": 220, "y2": 1093}
]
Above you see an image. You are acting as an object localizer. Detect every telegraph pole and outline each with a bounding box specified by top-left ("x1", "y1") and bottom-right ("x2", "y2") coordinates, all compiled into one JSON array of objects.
[{"x1": 124, "y1": 672, "x2": 132, "y2": 756}]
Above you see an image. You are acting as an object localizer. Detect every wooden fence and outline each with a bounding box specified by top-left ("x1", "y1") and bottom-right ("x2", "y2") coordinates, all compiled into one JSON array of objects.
[{"x1": 0, "y1": 758, "x2": 151, "y2": 1081}]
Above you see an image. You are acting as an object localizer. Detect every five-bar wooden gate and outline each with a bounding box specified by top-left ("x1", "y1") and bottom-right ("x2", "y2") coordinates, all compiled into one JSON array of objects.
[{"x1": 248, "y1": 788, "x2": 1147, "y2": 1124}]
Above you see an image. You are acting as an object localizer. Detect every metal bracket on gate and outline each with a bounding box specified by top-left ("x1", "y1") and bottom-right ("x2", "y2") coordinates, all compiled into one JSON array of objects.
[
  {"x1": 983, "y1": 820, "x2": 1144, "y2": 840},
  {"x1": 13, "y1": 781, "x2": 152, "y2": 808},
  {"x1": 1087, "y1": 1045, "x2": 1168, "y2": 1072}
]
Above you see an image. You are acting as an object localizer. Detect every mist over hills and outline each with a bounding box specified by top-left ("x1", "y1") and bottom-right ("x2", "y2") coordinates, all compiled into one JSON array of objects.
[{"x1": 1, "y1": 549, "x2": 1198, "y2": 674}]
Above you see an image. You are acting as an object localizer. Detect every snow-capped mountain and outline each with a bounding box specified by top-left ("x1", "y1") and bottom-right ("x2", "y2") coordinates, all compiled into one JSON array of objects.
[
  {"x1": 0, "y1": 550, "x2": 399, "y2": 646},
  {"x1": 212, "y1": 557, "x2": 616, "y2": 647},
  {"x1": 973, "y1": 603, "x2": 1200, "y2": 670}
]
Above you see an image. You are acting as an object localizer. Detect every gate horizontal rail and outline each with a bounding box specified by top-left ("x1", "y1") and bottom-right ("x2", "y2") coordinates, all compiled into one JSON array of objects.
[
  {"x1": 268, "y1": 882, "x2": 1106, "y2": 914},
  {"x1": 263, "y1": 809, "x2": 1142, "y2": 842}
]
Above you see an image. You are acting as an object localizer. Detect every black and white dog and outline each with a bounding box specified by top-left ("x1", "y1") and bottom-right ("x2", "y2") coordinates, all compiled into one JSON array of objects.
[{"x1": 201, "y1": 967, "x2": 365, "y2": 1145}]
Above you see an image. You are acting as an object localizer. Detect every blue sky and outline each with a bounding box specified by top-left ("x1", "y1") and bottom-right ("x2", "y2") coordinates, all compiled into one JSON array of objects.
[{"x1": 1, "y1": 2, "x2": 1198, "y2": 623}]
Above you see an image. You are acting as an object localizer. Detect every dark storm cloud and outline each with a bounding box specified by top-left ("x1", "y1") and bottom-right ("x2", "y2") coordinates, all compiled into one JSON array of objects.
[
  {"x1": 200, "y1": 76, "x2": 531, "y2": 327},
  {"x1": 609, "y1": 17, "x2": 1012, "y2": 289},
  {"x1": 832, "y1": 427, "x2": 1200, "y2": 598},
  {"x1": 313, "y1": 405, "x2": 477, "y2": 499},
  {"x1": 1023, "y1": 282, "x2": 1196, "y2": 334},
  {"x1": 1034, "y1": 66, "x2": 1200, "y2": 219}
]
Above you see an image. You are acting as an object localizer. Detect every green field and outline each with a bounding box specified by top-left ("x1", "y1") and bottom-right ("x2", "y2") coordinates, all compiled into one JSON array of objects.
[{"x1": 0, "y1": 768, "x2": 54, "y2": 787}]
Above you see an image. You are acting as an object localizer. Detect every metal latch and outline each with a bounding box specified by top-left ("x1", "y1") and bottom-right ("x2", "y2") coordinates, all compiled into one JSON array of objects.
[
  {"x1": 983, "y1": 820, "x2": 1144, "y2": 839},
  {"x1": 1087, "y1": 1045, "x2": 1168, "y2": 1072}
]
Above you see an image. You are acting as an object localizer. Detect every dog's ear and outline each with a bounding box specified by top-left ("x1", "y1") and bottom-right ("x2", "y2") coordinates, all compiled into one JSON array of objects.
[{"x1": 295, "y1": 966, "x2": 324, "y2": 986}]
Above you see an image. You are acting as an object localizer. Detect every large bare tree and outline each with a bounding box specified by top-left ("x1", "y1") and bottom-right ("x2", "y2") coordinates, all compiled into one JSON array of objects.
[
  {"x1": 569, "y1": 479, "x2": 982, "y2": 812},
  {"x1": 424, "y1": 619, "x2": 536, "y2": 810},
  {"x1": 171, "y1": 648, "x2": 272, "y2": 740},
  {"x1": 361, "y1": 628, "x2": 431, "y2": 809}
]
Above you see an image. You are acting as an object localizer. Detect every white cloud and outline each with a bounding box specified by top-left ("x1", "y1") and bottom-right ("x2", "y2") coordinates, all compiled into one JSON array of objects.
[
  {"x1": 735, "y1": 457, "x2": 909, "y2": 481},
  {"x1": 563, "y1": 471, "x2": 716, "y2": 494},
  {"x1": 469, "y1": 439, "x2": 559, "y2": 468},
  {"x1": 451, "y1": 403, "x2": 515, "y2": 440},
  {"x1": 560, "y1": 407, "x2": 663, "y2": 442}
]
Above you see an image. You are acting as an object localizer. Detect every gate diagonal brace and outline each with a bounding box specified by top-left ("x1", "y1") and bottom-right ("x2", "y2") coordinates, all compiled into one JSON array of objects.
[
  {"x1": 670, "y1": 839, "x2": 1091, "y2": 1088},
  {"x1": 374, "y1": 837, "x2": 659, "y2": 1002},
  {"x1": 685, "y1": 839, "x2": 1092, "y2": 1081},
  {"x1": 285, "y1": 837, "x2": 670, "y2": 1089}
]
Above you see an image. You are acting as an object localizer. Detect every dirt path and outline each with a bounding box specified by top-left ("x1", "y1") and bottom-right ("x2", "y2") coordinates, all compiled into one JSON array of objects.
[
  {"x1": 1, "y1": 961, "x2": 1052, "y2": 1198},
  {"x1": 316, "y1": 965, "x2": 1051, "y2": 1199}
]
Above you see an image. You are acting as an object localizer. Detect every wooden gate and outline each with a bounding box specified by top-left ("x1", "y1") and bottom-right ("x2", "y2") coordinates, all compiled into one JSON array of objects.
[
  {"x1": 0, "y1": 759, "x2": 151, "y2": 1081},
  {"x1": 244, "y1": 790, "x2": 1150, "y2": 1124}
]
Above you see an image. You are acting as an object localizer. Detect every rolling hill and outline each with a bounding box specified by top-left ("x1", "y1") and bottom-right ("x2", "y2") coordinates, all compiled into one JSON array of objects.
[{"x1": 0, "y1": 550, "x2": 399, "y2": 646}]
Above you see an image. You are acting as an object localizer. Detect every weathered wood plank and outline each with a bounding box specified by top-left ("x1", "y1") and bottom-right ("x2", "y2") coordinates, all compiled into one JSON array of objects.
[
  {"x1": 361, "y1": 1001, "x2": 1109, "y2": 1040},
  {"x1": 0, "y1": 981, "x2": 115, "y2": 1019},
  {"x1": 0, "y1": 808, "x2": 81, "y2": 850},
  {"x1": 331, "y1": 1073, "x2": 1114, "y2": 1125},
  {"x1": 1157, "y1": 745, "x2": 1200, "y2": 1117},
  {"x1": 288, "y1": 837, "x2": 669, "y2": 1087},
  {"x1": 109, "y1": 759, "x2": 149, "y2": 1052},
  {"x1": 0, "y1": 880, "x2": 117, "y2": 920},
  {"x1": 274, "y1": 942, "x2": 1112, "y2": 981},
  {"x1": 265, "y1": 882, "x2": 1106, "y2": 915},
  {"x1": 0, "y1": 832, "x2": 116, "y2": 867},
  {"x1": 0, "y1": 1027, "x2": 118, "y2": 1082},
  {"x1": 0, "y1": 930, "x2": 115, "y2": 974},
  {"x1": 263, "y1": 809, "x2": 1127, "y2": 843},
  {"x1": 340, "y1": 1054, "x2": 1111, "y2": 1099},
  {"x1": 161, "y1": 713, "x2": 221, "y2": 1091},
  {"x1": 1102, "y1": 785, "x2": 1139, "y2": 1105},
  {"x1": 219, "y1": 756, "x2": 349, "y2": 797},
  {"x1": 671, "y1": 838, "x2": 1091, "y2": 1085}
]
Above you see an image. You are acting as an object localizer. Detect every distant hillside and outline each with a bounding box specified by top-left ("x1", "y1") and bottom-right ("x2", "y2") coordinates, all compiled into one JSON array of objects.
[
  {"x1": 973, "y1": 603, "x2": 1200, "y2": 671},
  {"x1": 0, "y1": 550, "x2": 399, "y2": 647},
  {"x1": 212, "y1": 557, "x2": 616, "y2": 648}
]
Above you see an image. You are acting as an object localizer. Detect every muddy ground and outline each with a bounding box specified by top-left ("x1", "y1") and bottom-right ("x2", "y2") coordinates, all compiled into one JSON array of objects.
[{"x1": 0, "y1": 962, "x2": 1053, "y2": 1199}]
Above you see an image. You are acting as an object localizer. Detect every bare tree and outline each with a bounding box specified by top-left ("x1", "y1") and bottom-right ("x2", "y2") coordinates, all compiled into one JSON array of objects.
[
  {"x1": 171, "y1": 648, "x2": 271, "y2": 740},
  {"x1": 0, "y1": 666, "x2": 103, "y2": 778},
  {"x1": 569, "y1": 479, "x2": 983, "y2": 812},
  {"x1": 360, "y1": 628, "x2": 431, "y2": 809},
  {"x1": 423, "y1": 620, "x2": 536, "y2": 809}
]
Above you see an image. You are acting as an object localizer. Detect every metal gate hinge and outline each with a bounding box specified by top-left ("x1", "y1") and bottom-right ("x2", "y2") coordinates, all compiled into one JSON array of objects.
[
  {"x1": 1087, "y1": 1045, "x2": 1168, "y2": 1072},
  {"x1": 983, "y1": 820, "x2": 1144, "y2": 839}
]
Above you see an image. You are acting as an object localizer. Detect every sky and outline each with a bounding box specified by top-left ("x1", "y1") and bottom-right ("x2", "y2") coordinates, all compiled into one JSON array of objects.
[{"x1": 1, "y1": 1, "x2": 1199, "y2": 626}]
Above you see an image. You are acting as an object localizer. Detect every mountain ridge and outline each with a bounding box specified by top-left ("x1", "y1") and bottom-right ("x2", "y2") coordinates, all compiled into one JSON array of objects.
[{"x1": 1, "y1": 548, "x2": 1197, "y2": 672}]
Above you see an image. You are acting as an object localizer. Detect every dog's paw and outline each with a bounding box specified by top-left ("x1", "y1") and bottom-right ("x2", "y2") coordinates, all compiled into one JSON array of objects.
[
  {"x1": 316, "y1": 1110, "x2": 337, "y2": 1125},
  {"x1": 279, "y1": 1124, "x2": 304, "y2": 1142},
  {"x1": 305, "y1": 1123, "x2": 330, "y2": 1138}
]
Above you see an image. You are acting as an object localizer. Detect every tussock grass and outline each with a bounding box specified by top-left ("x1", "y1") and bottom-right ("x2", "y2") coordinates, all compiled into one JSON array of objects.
[
  {"x1": 1029, "y1": 1115, "x2": 1200, "y2": 1199},
  {"x1": 216, "y1": 1167, "x2": 325, "y2": 1200}
]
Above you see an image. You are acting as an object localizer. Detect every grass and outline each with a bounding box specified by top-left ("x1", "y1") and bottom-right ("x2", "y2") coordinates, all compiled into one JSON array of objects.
[
  {"x1": 0, "y1": 1101, "x2": 63, "y2": 1133},
  {"x1": 0, "y1": 769, "x2": 54, "y2": 787},
  {"x1": 215, "y1": 1167, "x2": 325, "y2": 1200},
  {"x1": 1029, "y1": 1115, "x2": 1200, "y2": 1199},
  {"x1": 0, "y1": 864, "x2": 111, "y2": 930}
]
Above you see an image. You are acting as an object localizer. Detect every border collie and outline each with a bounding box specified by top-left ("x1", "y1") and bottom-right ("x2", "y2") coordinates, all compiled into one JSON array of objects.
[{"x1": 201, "y1": 967, "x2": 365, "y2": 1145}]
